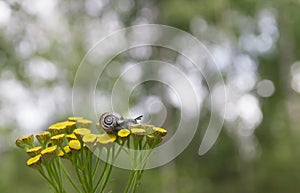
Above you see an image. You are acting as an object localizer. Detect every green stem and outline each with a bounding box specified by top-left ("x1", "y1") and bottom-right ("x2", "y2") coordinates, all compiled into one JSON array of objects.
[
  {"x1": 74, "y1": 156, "x2": 89, "y2": 193},
  {"x1": 132, "y1": 170, "x2": 142, "y2": 193},
  {"x1": 93, "y1": 148, "x2": 111, "y2": 193},
  {"x1": 93, "y1": 161, "x2": 108, "y2": 192},
  {"x1": 99, "y1": 146, "x2": 115, "y2": 193},
  {"x1": 39, "y1": 166, "x2": 59, "y2": 193},
  {"x1": 88, "y1": 151, "x2": 93, "y2": 190},
  {"x1": 78, "y1": 147, "x2": 93, "y2": 193},
  {"x1": 127, "y1": 137, "x2": 131, "y2": 149},
  {"x1": 99, "y1": 162, "x2": 113, "y2": 193},
  {"x1": 79, "y1": 153, "x2": 92, "y2": 192},
  {"x1": 125, "y1": 142, "x2": 139, "y2": 193},
  {"x1": 53, "y1": 158, "x2": 64, "y2": 193},
  {"x1": 45, "y1": 164, "x2": 55, "y2": 184},
  {"x1": 60, "y1": 160, "x2": 81, "y2": 193},
  {"x1": 129, "y1": 138, "x2": 157, "y2": 193},
  {"x1": 92, "y1": 149, "x2": 102, "y2": 178},
  {"x1": 124, "y1": 170, "x2": 136, "y2": 193},
  {"x1": 46, "y1": 163, "x2": 61, "y2": 193}
]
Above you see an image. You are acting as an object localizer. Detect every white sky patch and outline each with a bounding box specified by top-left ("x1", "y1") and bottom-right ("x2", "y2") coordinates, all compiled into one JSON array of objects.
[
  {"x1": 159, "y1": 65, "x2": 200, "y2": 116},
  {"x1": 22, "y1": 0, "x2": 57, "y2": 18},
  {"x1": 129, "y1": 46, "x2": 152, "y2": 60},
  {"x1": 0, "y1": 0, "x2": 11, "y2": 27},
  {"x1": 26, "y1": 57, "x2": 58, "y2": 80},
  {"x1": 228, "y1": 72, "x2": 257, "y2": 93},
  {"x1": 85, "y1": 0, "x2": 105, "y2": 17},
  {"x1": 0, "y1": 77, "x2": 71, "y2": 133},
  {"x1": 121, "y1": 62, "x2": 142, "y2": 84},
  {"x1": 0, "y1": 78, "x2": 29, "y2": 102},
  {"x1": 166, "y1": 87, "x2": 181, "y2": 108},
  {"x1": 15, "y1": 103, "x2": 48, "y2": 133},
  {"x1": 291, "y1": 61, "x2": 300, "y2": 93},
  {"x1": 211, "y1": 43, "x2": 232, "y2": 70},
  {"x1": 237, "y1": 94, "x2": 262, "y2": 128},
  {"x1": 257, "y1": 79, "x2": 275, "y2": 97}
]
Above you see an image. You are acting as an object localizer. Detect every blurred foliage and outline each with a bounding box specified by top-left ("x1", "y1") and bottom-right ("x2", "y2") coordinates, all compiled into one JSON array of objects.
[{"x1": 1, "y1": 0, "x2": 300, "y2": 193}]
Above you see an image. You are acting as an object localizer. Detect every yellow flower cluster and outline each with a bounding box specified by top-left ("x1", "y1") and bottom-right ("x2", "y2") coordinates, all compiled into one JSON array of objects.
[
  {"x1": 15, "y1": 116, "x2": 167, "y2": 193},
  {"x1": 15, "y1": 117, "x2": 112, "y2": 168},
  {"x1": 114, "y1": 124, "x2": 167, "y2": 150},
  {"x1": 16, "y1": 117, "x2": 167, "y2": 168}
]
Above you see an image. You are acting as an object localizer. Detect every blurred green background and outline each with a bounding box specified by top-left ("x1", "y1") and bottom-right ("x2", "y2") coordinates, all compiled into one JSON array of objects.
[{"x1": 1, "y1": 0, "x2": 300, "y2": 192}]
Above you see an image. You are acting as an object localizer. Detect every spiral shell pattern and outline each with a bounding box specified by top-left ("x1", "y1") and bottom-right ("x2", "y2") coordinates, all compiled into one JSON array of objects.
[{"x1": 99, "y1": 112, "x2": 123, "y2": 133}]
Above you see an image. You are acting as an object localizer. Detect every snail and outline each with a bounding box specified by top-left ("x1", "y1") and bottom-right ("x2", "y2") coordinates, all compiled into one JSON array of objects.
[{"x1": 99, "y1": 112, "x2": 143, "y2": 133}]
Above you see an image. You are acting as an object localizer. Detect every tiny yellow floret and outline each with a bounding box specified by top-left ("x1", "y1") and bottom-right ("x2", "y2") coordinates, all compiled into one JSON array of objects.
[
  {"x1": 27, "y1": 154, "x2": 42, "y2": 168},
  {"x1": 76, "y1": 119, "x2": 93, "y2": 128},
  {"x1": 82, "y1": 134, "x2": 98, "y2": 143},
  {"x1": 118, "y1": 129, "x2": 131, "y2": 138},
  {"x1": 153, "y1": 127, "x2": 167, "y2": 137},
  {"x1": 50, "y1": 134, "x2": 65, "y2": 145},
  {"x1": 41, "y1": 145, "x2": 58, "y2": 161},
  {"x1": 58, "y1": 146, "x2": 71, "y2": 157},
  {"x1": 49, "y1": 121, "x2": 76, "y2": 134},
  {"x1": 41, "y1": 145, "x2": 58, "y2": 155},
  {"x1": 36, "y1": 131, "x2": 51, "y2": 145},
  {"x1": 74, "y1": 128, "x2": 91, "y2": 140},
  {"x1": 97, "y1": 134, "x2": 116, "y2": 144},
  {"x1": 15, "y1": 134, "x2": 34, "y2": 148},
  {"x1": 68, "y1": 117, "x2": 83, "y2": 122},
  {"x1": 26, "y1": 146, "x2": 42, "y2": 157},
  {"x1": 69, "y1": 140, "x2": 81, "y2": 151},
  {"x1": 66, "y1": 133, "x2": 77, "y2": 141},
  {"x1": 131, "y1": 128, "x2": 146, "y2": 135}
]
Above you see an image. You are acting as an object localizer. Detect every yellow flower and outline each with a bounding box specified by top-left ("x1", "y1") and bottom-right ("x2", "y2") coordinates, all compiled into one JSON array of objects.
[
  {"x1": 130, "y1": 128, "x2": 146, "y2": 141},
  {"x1": 68, "y1": 117, "x2": 83, "y2": 122},
  {"x1": 82, "y1": 134, "x2": 98, "y2": 143},
  {"x1": 146, "y1": 134, "x2": 155, "y2": 146},
  {"x1": 66, "y1": 133, "x2": 77, "y2": 141},
  {"x1": 118, "y1": 129, "x2": 131, "y2": 138},
  {"x1": 50, "y1": 134, "x2": 65, "y2": 145},
  {"x1": 74, "y1": 128, "x2": 91, "y2": 140},
  {"x1": 153, "y1": 127, "x2": 167, "y2": 137},
  {"x1": 15, "y1": 135, "x2": 34, "y2": 149},
  {"x1": 48, "y1": 123, "x2": 66, "y2": 135},
  {"x1": 57, "y1": 146, "x2": 71, "y2": 157},
  {"x1": 64, "y1": 121, "x2": 77, "y2": 133},
  {"x1": 36, "y1": 131, "x2": 51, "y2": 145},
  {"x1": 69, "y1": 140, "x2": 81, "y2": 151},
  {"x1": 49, "y1": 121, "x2": 76, "y2": 134},
  {"x1": 97, "y1": 134, "x2": 116, "y2": 145},
  {"x1": 83, "y1": 134, "x2": 98, "y2": 150},
  {"x1": 131, "y1": 128, "x2": 146, "y2": 135},
  {"x1": 41, "y1": 145, "x2": 58, "y2": 162},
  {"x1": 27, "y1": 154, "x2": 42, "y2": 169},
  {"x1": 143, "y1": 124, "x2": 156, "y2": 133},
  {"x1": 76, "y1": 119, "x2": 92, "y2": 128},
  {"x1": 146, "y1": 134, "x2": 163, "y2": 147},
  {"x1": 57, "y1": 149, "x2": 64, "y2": 157},
  {"x1": 26, "y1": 146, "x2": 42, "y2": 157}
]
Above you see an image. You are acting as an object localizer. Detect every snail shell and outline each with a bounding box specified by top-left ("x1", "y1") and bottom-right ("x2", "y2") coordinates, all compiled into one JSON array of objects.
[{"x1": 99, "y1": 112, "x2": 143, "y2": 133}]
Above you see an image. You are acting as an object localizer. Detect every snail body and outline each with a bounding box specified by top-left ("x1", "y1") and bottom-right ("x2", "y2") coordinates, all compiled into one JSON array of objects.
[{"x1": 99, "y1": 112, "x2": 143, "y2": 133}]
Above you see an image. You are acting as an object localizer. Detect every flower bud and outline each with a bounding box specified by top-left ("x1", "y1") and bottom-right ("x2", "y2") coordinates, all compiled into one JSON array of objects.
[
  {"x1": 50, "y1": 134, "x2": 65, "y2": 146},
  {"x1": 27, "y1": 154, "x2": 42, "y2": 169},
  {"x1": 69, "y1": 140, "x2": 81, "y2": 151},
  {"x1": 36, "y1": 131, "x2": 51, "y2": 146},
  {"x1": 41, "y1": 145, "x2": 58, "y2": 162},
  {"x1": 15, "y1": 135, "x2": 34, "y2": 149},
  {"x1": 26, "y1": 146, "x2": 42, "y2": 157}
]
